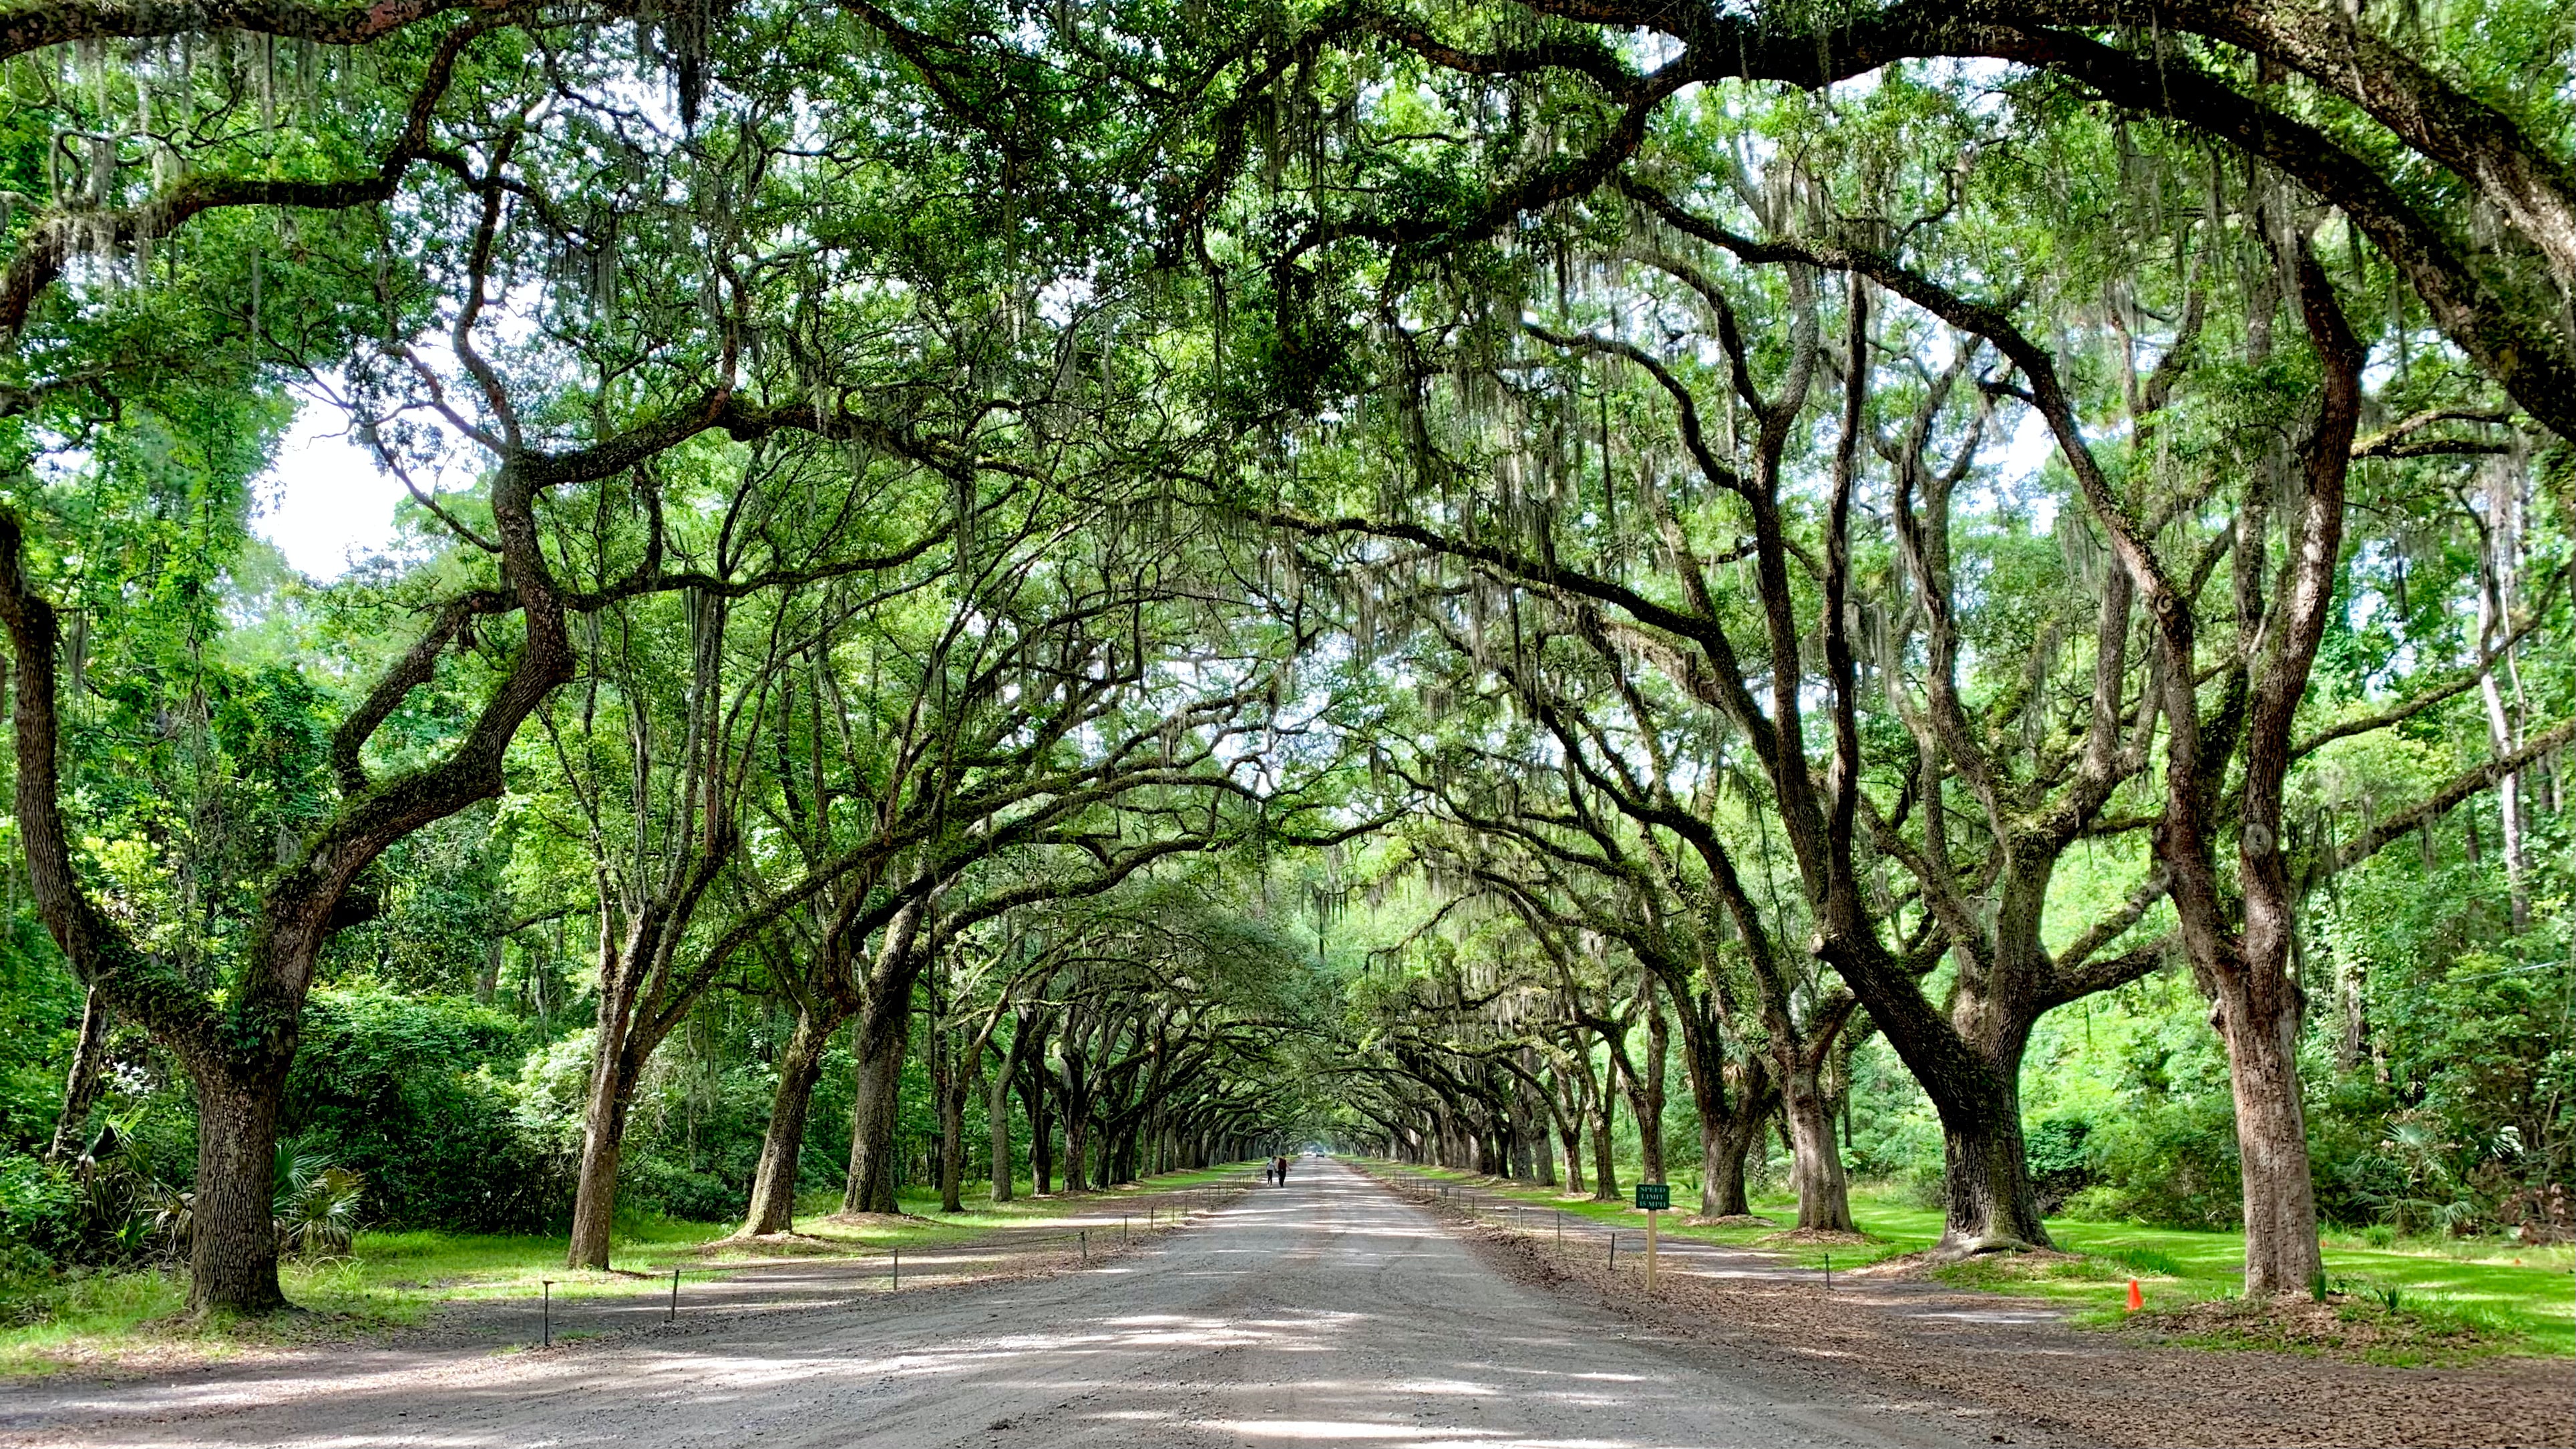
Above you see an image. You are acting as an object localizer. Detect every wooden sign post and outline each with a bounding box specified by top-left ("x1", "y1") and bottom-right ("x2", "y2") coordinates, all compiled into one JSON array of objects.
[{"x1": 1634, "y1": 1183, "x2": 1670, "y2": 1293}]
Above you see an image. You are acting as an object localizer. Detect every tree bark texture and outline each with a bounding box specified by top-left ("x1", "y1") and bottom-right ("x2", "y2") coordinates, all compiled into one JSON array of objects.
[
  {"x1": 186, "y1": 1062, "x2": 290, "y2": 1315},
  {"x1": 841, "y1": 995, "x2": 910, "y2": 1215},
  {"x1": 566, "y1": 976, "x2": 643, "y2": 1269},
  {"x1": 1937, "y1": 1098, "x2": 2051, "y2": 1254},
  {"x1": 1692, "y1": 1063, "x2": 1771, "y2": 1219},
  {"x1": 45, "y1": 983, "x2": 108, "y2": 1162},
  {"x1": 1783, "y1": 1058, "x2": 1855, "y2": 1232},
  {"x1": 1551, "y1": 1070, "x2": 1585, "y2": 1196},
  {"x1": 1587, "y1": 1076, "x2": 1618, "y2": 1202},
  {"x1": 936, "y1": 1054, "x2": 968, "y2": 1214},
  {"x1": 2217, "y1": 977, "x2": 2326, "y2": 1295},
  {"x1": 739, "y1": 1004, "x2": 835, "y2": 1236},
  {"x1": 1031, "y1": 1077, "x2": 1054, "y2": 1196},
  {"x1": 988, "y1": 1056, "x2": 1016, "y2": 1202}
]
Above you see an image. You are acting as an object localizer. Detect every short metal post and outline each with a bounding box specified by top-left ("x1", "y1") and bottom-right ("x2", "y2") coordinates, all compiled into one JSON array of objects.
[
  {"x1": 1608, "y1": 1235, "x2": 1617, "y2": 1271},
  {"x1": 1080, "y1": 1229, "x2": 1088, "y2": 1263},
  {"x1": 892, "y1": 1247, "x2": 900, "y2": 1291},
  {"x1": 669, "y1": 1267, "x2": 680, "y2": 1323},
  {"x1": 1823, "y1": 1251, "x2": 1831, "y2": 1293},
  {"x1": 541, "y1": 1280, "x2": 552, "y2": 1348},
  {"x1": 1123, "y1": 1215, "x2": 1129, "y2": 1245}
]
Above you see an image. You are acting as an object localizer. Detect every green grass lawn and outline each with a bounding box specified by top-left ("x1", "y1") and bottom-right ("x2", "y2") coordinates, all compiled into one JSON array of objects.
[
  {"x1": 0, "y1": 1162, "x2": 1257, "y2": 1375},
  {"x1": 1363, "y1": 1160, "x2": 2576, "y2": 1355}
]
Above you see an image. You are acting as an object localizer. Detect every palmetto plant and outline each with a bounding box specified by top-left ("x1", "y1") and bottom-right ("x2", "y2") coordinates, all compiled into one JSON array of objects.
[
  {"x1": 134, "y1": 1178, "x2": 192, "y2": 1263},
  {"x1": 132, "y1": 1145, "x2": 365, "y2": 1261},
  {"x1": 272, "y1": 1147, "x2": 364, "y2": 1260}
]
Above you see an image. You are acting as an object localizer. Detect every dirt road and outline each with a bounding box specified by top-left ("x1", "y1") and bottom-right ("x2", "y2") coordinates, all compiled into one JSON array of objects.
[{"x1": 0, "y1": 1159, "x2": 2014, "y2": 1448}]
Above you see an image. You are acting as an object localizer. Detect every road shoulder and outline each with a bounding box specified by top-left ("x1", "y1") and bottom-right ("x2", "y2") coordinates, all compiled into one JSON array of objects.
[{"x1": 1360, "y1": 1163, "x2": 2573, "y2": 1449}]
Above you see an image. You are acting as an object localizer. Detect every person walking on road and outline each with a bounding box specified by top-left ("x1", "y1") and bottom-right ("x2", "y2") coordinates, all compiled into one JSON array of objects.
[{"x1": 1274, "y1": 1155, "x2": 1290, "y2": 1187}]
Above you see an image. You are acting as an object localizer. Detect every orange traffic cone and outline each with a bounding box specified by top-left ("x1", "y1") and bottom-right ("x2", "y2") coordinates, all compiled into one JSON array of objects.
[{"x1": 2127, "y1": 1279, "x2": 2144, "y2": 1312}]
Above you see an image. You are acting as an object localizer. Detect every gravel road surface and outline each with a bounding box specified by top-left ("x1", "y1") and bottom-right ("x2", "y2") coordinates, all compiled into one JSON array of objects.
[{"x1": 1, "y1": 1159, "x2": 2012, "y2": 1448}]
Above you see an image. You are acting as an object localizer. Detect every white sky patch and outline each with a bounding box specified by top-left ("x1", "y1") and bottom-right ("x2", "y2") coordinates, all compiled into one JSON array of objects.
[
  {"x1": 1038, "y1": 275, "x2": 1096, "y2": 325},
  {"x1": 1999, "y1": 406, "x2": 2058, "y2": 530},
  {"x1": 257, "y1": 400, "x2": 406, "y2": 580}
]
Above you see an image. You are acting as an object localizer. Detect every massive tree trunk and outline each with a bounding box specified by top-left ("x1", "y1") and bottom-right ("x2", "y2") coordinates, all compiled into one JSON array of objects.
[
  {"x1": 836, "y1": 897, "x2": 934, "y2": 1217},
  {"x1": 186, "y1": 1060, "x2": 290, "y2": 1315},
  {"x1": 1935, "y1": 1092, "x2": 2048, "y2": 1252},
  {"x1": 1061, "y1": 1103, "x2": 1091, "y2": 1194},
  {"x1": 749, "y1": 903, "x2": 917, "y2": 1231},
  {"x1": 1055, "y1": 1013, "x2": 1093, "y2": 1192},
  {"x1": 841, "y1": 993, "x2": 911, "y2": 1215},
  {"x1": 840, "y1": 985, "x2": 912, "y2": 1211},
  {"x1": 739, "y1": 1003, "x2": 836, "y2": 1236},
  {"x1": 1516, "y1": 1060, "x2": 1558, "y2": 1186},
  {"x1": 1505, "y1": 1082, "x2": 1536, "y2": 1180},
  {"x1": 1699, "y1": 1108, "x2": 1756, "y2": 1219},
  {"x1": 1666, "y1": 977, "x2": 1773, "y2": 1220},
  {"x1": 1601, "y1": 997, "x2": 1668, "y2": 1190},
  {"x1": 1689, "y1": 1053, "x2": 1773, "y2": 1219},
  {"x1": 1783, "y1": 1056, "x2": 1854, "y2": 1232},
  {"x1": 1635, "y1": 1003, "x2": 1668, "y2": 1186},
  {"x1": 1827, "y1": 926, "x2": 2058, "y2": 1255}
]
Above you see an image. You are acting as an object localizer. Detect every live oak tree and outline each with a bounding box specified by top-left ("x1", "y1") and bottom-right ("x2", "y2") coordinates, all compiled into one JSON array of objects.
[{"x1": 0, "y1": 1, "x2": 1050, "y2": 1307}]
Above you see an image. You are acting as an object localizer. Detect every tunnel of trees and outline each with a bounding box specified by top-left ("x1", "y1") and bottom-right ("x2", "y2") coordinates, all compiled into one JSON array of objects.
[{"x1": 0, "y1": 0, "x2": 2568, "y2": 1317}]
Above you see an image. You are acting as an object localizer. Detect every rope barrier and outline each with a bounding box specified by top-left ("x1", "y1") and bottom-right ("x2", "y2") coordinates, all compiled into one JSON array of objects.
[
  {"x1": 1378, "y1": 1162, "x2": 1788, "y2": 1289},
  {"x1": 529, "y1": 1170, "x2": 1261, "y2": 1347}
]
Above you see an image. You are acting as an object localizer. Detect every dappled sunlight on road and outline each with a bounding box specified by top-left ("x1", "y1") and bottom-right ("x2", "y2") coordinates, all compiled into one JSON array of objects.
[
  {"x1": 1191, "y1": 1419, "x2": 1634, "y2": 1447},
  {"x1": 13, "y1": 1161, "x2": 1988, "y2": 1449}
]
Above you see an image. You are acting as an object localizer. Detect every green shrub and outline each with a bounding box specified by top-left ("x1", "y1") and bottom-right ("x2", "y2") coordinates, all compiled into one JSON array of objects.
[
  {"x1": 285, "y1": 988, "x2": 570, "y2": 1232},
  {"x1": 0, "y1": 1154, "x2": 78, "y2": 1267},
  {"x1": 622, "y1": 1156, "x2": 740, "y2": 1224},
  {"x1": 2025, "y1": 1116, "x2": 2096, "y2": 1213},
  {"x1": 2080, "y1": 1096, "x2": 2243, "y2": 1229}
]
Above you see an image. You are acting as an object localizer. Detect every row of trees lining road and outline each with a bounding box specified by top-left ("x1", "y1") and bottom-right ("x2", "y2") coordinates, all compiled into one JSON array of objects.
[{"x1": 1, "y1": 0, "x2": 2569, "y2": 1320}]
